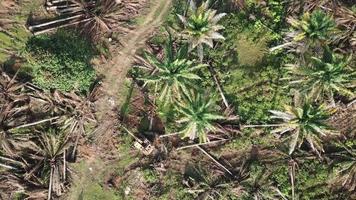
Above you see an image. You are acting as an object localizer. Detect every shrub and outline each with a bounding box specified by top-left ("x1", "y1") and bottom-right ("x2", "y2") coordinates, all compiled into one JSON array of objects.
[{"x1": 23, "y1": 30, "x2": 96, "y2": 93}]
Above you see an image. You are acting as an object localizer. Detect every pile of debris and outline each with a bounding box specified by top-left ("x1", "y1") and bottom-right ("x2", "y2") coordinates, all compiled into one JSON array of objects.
[{"x1": 28, "y1": 0, "x2": 147, "y2": 39}]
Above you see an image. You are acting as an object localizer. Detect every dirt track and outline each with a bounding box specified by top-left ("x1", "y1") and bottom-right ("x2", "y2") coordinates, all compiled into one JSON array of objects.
[
  {"x1": 96, "y1": 0, "x2": 172, "y2": 117},
  {"x1": 66, "y1": 0, "x2": 172, "y2": 198}
]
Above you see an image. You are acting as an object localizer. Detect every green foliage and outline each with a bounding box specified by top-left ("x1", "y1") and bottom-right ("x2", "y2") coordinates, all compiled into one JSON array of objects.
[
  {"x1": 12, "y1": 192, "x2": 27, "y2": 200},
  {"x1": 234, "y1": 35, "x2": 267, "y2": 66},
  {"x1": 270, "y1": 102, "x2": 335, "y2": 155},
  {"x1": 182, "y1": 164, "x2": 239, "y2": 199},
  {"x1": 0, "y1": 0, "x2": 42, "y2": 63},
  {"x1": 205, "y1": 13, "x2": 290, "y2": 123},
  {"x1": 143, "y1": 168, "x2": 159, "y2": 184},
  {"x1": 240, "y1": 163, "x2": 286, "y2": 200},
  {"x1": 176, "y1": 92, "x2": 225, "y2": 142},
  {"x1": 286, "y1": 49, "x2": 355, "y2": 102},
  {"x1": 290, "y1": 10, "x2": 336, "y2": 42},
  {"x1": 245, "y1": 0, "x2": 287, "y2": 32},
  {"x1": 177, "y1": 0, "x2": 226, "y2": 60},
  {"x1": 225, "y1": 64, "x2": 289, "y2": 124},
  {"x1": 23, "y1": 30, "x2": 96, "y2": 93},
  {"x1": 153, "y1": 171, "x2": 193, "y2": 200},
  {"x1": 77, "y1": 183, "x2": 120, "y2": 200},
  {"x1": 140, "y1": 36, "x2": 206, "y2": 106},
  {"x1": 271, "y1": 160, "x2": 331, "y2": 200}
]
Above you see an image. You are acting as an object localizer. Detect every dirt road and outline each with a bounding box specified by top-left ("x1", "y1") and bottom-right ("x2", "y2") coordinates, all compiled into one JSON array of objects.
[
  {"x1": 66, "y1": 0, "x2": 172, "y2": 198},
  {"x1": 96, "y1": 0, "x2": 172, "y2": 117}
]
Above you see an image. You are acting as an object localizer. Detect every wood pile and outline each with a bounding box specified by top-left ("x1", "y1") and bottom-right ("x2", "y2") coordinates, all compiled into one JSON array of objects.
[
  {"x1": 28, "y1": 0, "x2": 97, "y2": 35},
  {"x1": 27, "y1": 0, "x2": 148, "y2": 39}
]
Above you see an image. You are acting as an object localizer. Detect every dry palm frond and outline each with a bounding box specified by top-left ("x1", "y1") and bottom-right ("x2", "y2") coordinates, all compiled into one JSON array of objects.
[
  {"x1": 30, "y1": 0, "x2": 147, "y2": 40},
  {"x1": 328, "y1": 143, "x2": 356, "y2": 194},
  {"x1": 183, "y1": 163, "x2": 238, "y2": 199},
  {"x1": 0, "y1": 130, "x2": 71, "y2": 199},
  {"x1": 74, "y1": 0, "x2": 121, "y2": 40},
  {"x1": 27, "y1": 88, "x2": 99, "y2": 158},
  {"x1": 327, "y1": 102, "x2": 356, "y2": 138}
]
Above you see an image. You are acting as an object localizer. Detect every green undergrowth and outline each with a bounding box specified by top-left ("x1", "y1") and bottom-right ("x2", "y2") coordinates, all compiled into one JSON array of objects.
[
  {"x1": 67, "y1": 160, "x2": 117, "y2": 200},
  {"x1": 22, "y1": 30, "x2": 97, "y2": 94},
  {"x1": 76, "y1": 182, "x2": 120, "y2": 200},
  {"x1": 270, "y1": 160, "x2": 332, "y2": 199},
  {"x1": 67, "y1": 132, "x2": 138, "y2": 200},
  {"x1": 0, "y1": 0, "x2": 43, "y2": 63},
  {"x1": 207, "y1": 13, "x2": 291, "y2": 124},
  {"x1": 119, "y1": 79, "x2": 136, "y2": 118},
  {"x1": 152, "y1": 171, "x2": 193, "y2": 200}
]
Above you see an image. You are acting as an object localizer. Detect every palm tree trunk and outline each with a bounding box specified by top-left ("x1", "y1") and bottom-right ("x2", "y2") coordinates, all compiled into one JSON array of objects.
[
  {"x1": 197, "y1": 146, "x2": 233, "y2": 176},
  {"x1": 289, "y1": 160, "x2": 297, "y2": 200},
  {"x1": 242, "y1": 124, "x2": 282, "y2": 128},
  {"x1": 208, "y1": 65, "x2": 230, "y2": 110},
  {"x1": 9, "y1": 116, "x2": 60, "y2": 131},
  {"x1": 32, "y1": 18, "x2": 92, "y2": 35},
  {"x1": 71, "y1": 121, "x2": 80, "y2": 159},
  {"x1": 329, "y1": 91, "x2": 336, "y2": 107},
  {"x1": 63, "y1": 149, "x2": 66, "y2": 182},
  {"x1": 28, "y1": 14, "x2": 84, "y2": 30},
  {"x1": 0, "y1": 163, "x2": 16, "y2": 170},
  {"x1": 347, "y1": 99, "x2": 356, "y2": 107},
  {"x1": 48, "y1": 167, "x2": 54, "y2": 200},
  {"x1": 177, "y1": 138, "x2": 229, "y2": 150},
  {"x1": 159, "y1": 132, "x2": 181, "y2": 138},
  {"x1": 269, "y1": 42, "x2": 294, "y2": 52},
  {"x1": 184, "y1": 0, "x2": 192, "y2": 16}
]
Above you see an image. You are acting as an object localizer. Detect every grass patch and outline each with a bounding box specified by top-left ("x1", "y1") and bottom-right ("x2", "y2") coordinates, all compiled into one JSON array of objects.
[
  {"x1": 76, "y1": 183, "x2": 120, "y2": 200},
  {"x1": 22, "y1": 30, "x2": 97, "y2": 93},
  {"x1": 0, "y1": 0, "x2": 43, "y2": 63}
]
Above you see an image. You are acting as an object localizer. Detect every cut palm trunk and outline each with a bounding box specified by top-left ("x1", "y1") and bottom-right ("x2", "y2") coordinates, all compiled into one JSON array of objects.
[
  {"x1": 28, "y1": 0, "x2": 96, "y2": 35},
  {"x1": 208, "y1": 65, "x2": 230, "y2": 110},
  {"x1": 31, "y1": 18, "x2": 92, "y2": 35},
  {"x1": 242, "y1": 124, "x2": 282, "y2": 128},
  {"x1": 197, "y1": 146, "x2": 233, "y2": 176},
  {"x1": 177, "y1": 138, "x2": 229, "y2": 150}
]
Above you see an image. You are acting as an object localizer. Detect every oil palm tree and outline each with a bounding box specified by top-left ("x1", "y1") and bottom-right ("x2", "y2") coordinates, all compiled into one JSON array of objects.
[
  {"x1": 178, "y1": 0, "x2": 226, "y2": 61},
  {"x1": 286, "y1": 50, "x2": 355, "y2": 105},
  {"x1": 289, "y1": 10, "x2": 335, "y2": 44},
  {"x1": 269, "y1": 101, "x2": 336, "y2": 155},
  {"x1": 140, "y1": 36, "x2": 207, "y2": 106},
  {"x1": 285, "y1": 10, "x2": 336, "y2": 57},
  {"x1": 175, "y1": 92, "x2": 225, "y2": 142}
]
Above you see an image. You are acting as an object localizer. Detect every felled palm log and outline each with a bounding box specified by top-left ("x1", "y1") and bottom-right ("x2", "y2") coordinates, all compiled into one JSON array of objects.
[{"x1": 28, "y1": 0, "x2": 147, "y2": 40}]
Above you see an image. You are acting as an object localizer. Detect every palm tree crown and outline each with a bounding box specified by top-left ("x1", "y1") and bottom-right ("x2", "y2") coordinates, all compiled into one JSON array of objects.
[
  {"x1": 178, "y1": 0, "x2": 226, "y2": 60},
  {"x1": 270, "y1": 102, "x2": 336, "y2": 155},
  {"x1": 141, "y1": 38, "x2": 206, "y2": 106},
  {"x1": 290, "y1": 10, "x2": 335, "y2": 43},
  {"x1": 286, "y1": 50, "x2": 355, "y2": 103},
  {"x1": 175, "y1": 92, "x2": 225, "y2": 143}
]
